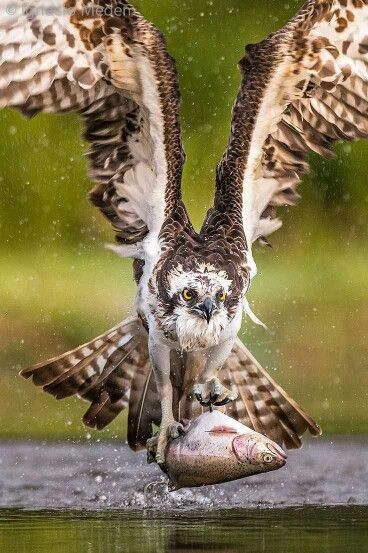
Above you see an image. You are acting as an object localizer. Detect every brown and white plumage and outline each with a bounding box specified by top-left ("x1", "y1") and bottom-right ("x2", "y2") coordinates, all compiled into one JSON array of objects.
[
  {"x1": 21, "y1": 318, "x2": 147, "y2": 430},
  {"x1": 21, "y1": 318, "x2": 320, "y2": 451},
  {"x1": 220, "y1": 341, "x2": 321, "y2": 450},
  {"x1": 177, "y1": 340, "x2": 320, "y2": 451},
  {"x1": 0, "y1": 0, "x2": 184, "y2": 248},
  {"x1": 216, "y1": 0, "x2": 368, "y2": 275},
  {"x1": 13, "y1": 0, "x2": 368, "y2": 459}
]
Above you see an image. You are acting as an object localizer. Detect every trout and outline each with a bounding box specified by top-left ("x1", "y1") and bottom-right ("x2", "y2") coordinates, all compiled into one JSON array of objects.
[{"x1": 164, "y1": 411, "x2": 287, "y2": 490}]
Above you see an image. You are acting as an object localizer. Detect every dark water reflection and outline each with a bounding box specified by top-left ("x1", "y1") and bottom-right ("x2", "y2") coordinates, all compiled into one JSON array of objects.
[{"x1": 0, "y1": 507, "x2": 367, "y2": 553}]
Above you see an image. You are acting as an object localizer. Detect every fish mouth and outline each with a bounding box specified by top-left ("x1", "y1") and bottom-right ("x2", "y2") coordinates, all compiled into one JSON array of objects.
[{"x1": 267, "y1": 442, "x2": 287, "y2": 462}]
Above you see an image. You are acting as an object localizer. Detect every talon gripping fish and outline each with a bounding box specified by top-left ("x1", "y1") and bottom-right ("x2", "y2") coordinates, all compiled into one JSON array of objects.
[{"x1": 164, "y1": 411, "x2": 287, "y2": 490}]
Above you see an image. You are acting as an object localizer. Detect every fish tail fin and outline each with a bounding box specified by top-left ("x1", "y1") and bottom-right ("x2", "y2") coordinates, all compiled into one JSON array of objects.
[
  {"x1": 20, "y1": 317, "x2": 150, "y2": 432},
  {"x1": 220, "y1": 339, "x2": 321, "y2": 449}
]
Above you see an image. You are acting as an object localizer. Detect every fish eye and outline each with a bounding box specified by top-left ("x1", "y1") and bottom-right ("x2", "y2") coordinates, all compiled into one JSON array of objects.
[
  {"x1": 182, "y1": 289, "x2": 193, "y2": 302},
  {"x1": 217, "y1": 290, "x2": 226, "y2": 302},
  {"x1": 262, "y1": 453, "x2": 274, "y2": 464}
]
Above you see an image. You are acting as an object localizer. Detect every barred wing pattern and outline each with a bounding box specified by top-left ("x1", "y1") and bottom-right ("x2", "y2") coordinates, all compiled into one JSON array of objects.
[
  {"x1": 178, "y1": 339, "x2": 321, "y2": 451},
  {"x1": 0, "y1": 0, "x2": 184, "y2": 246},
  {"x1": 21, "y1": 315, "x2": 320, "y2": 450},
  {"x1": 217, "y1": 0, "x2": 368, "y2": 267},
  {"x1": 21, "y1": 318, "x2": 148, "y2": 430},
  {"x1": 221, "y1": 340, "x2": 321, "y2": 449}
]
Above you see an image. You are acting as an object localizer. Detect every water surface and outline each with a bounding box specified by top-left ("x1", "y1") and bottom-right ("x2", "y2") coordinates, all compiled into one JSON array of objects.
[
  {"x1": 0, "y1": 507, "x2": 367, "y2": 553},
  {"x1": 1, "y1": 439, "x2": 367, "y2": 509},
  {"x1": 0, "y1": 439, "x2": 367, "y2": 552}
]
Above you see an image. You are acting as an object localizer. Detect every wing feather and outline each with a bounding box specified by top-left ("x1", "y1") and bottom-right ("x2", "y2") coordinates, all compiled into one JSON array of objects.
[
  {"x1": 216, "y1": 0, "x2": 368, "y2": 272},
  {"x1": 127, "y1": 362, "x2": 160, "y2": 451},
  {"x1": 20, "y1": 317, "x2": 148, "y2": 430},
  {"x1": 0, "y1": 0, "x2": 185, "y2": 248},
  {"x1": 178, "y1": 339, "x2": 321, "y2": 450}
]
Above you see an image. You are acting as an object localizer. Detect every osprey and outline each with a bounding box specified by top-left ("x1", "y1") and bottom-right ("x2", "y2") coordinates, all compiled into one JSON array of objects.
[{"x1": 3, "y1": 0, "x2": 367, "y2": 465}]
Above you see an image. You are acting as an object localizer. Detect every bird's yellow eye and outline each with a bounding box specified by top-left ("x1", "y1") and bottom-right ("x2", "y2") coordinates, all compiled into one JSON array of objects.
[
  {"x1": 217, "y1": 291, "x2": 226, "y2": 302},
  {"x1": 182, "y1": 289, "x2": 193, "y2": 301}
]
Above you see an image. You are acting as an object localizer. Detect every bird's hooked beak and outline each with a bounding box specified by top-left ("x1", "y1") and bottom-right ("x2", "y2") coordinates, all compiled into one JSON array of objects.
[{"x1": 197, "y1": 297, "x2": 215, "y2": 323}]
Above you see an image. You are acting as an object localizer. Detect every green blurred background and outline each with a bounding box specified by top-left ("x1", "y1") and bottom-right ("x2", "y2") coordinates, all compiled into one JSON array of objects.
[{"x1": 0, "y1": 0, "x2": 367, "y2": 440}]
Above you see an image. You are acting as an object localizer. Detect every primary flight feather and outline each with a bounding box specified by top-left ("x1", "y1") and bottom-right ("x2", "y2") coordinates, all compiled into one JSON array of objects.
[
  {"x1": 217, "y1": 0, "x2": 368, "y2": 275},
  {"x1": 4, "y1": 0, "x2": 365, "y2": 465}
]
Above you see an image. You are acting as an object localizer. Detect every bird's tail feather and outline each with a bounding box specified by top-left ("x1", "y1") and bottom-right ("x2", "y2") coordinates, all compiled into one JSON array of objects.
[{"x1": 20, "y1": 317, "x2": 149, "y2": 431}]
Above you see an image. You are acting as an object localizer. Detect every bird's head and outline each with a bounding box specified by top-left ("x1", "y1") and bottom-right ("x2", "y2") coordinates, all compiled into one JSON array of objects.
[{"x1": 152, "y1": 261, "x2": 247, "y2": 351}]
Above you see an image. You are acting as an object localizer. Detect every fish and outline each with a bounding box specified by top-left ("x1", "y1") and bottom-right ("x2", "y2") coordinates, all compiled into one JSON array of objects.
[{"x1": 163, "y1": 410, "x2": 287, "y2": 490}]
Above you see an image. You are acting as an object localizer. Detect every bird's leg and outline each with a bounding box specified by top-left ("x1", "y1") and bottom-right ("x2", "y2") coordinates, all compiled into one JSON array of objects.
[
  {"x1": 147, "y1": 340, "x2": 184, "y2": 468},
  {"x1": 193, "y1": 338, "x2": 238, "y2": 408}
]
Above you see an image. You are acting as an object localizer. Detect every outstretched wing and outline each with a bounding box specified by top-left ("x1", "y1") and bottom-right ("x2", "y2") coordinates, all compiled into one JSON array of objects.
[
  {"x1": 221, "y1": 339, "x2": 321, "y2": 449},
  {"x1": 179, "y1": 339, "x2": 321, "y2": 450},
  {"x1": 20, "y1": 318, "x2": 148, "y2": 430},
  {"x1": 216, "y1": 0, "x2": 368, "y2": 274},
  {"x1": 0, "y1": 0, "x2": 185, "y2": 249}
]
